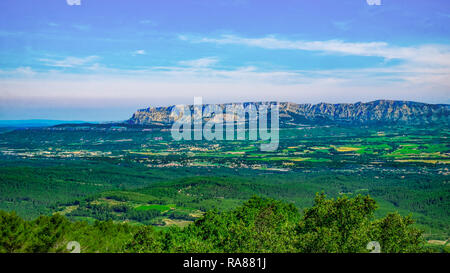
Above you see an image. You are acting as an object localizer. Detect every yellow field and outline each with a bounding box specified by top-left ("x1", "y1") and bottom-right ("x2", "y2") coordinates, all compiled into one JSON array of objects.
[
  {"x1": 395, "y1": 159, "x2": 450, "y2": 164},
  {"x1": 335, "y1": 146, "x2": 361, "y2": 152},
  {"x1": 310, "y1": 146, "x2": 328, "y2": 150},
  {"x1": 55, "y1": 205, "x2": 78, "y2": 215},
  {"x1": 163, "y1": 218, "x2": 193, "y2": 227}
]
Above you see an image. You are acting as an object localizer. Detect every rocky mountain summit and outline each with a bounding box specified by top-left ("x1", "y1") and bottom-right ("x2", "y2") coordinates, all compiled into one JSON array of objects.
[{"x1": 127, "y1": 100, "x2": 449, "y2": 126}]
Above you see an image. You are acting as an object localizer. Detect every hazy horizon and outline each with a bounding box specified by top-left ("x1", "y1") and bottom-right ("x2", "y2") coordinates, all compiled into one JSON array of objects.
[
  {"x1": 1, "y1": 0, "x2": 449, "y2": 120},
  {"x1": 0, "y1": 98, "x2": 448, "y2": 123}
]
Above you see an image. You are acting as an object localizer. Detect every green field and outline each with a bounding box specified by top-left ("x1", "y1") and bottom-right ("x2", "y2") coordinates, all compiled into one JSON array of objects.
[{"x1": 135, "y1": 204, "x2": 174, "y2": 212}]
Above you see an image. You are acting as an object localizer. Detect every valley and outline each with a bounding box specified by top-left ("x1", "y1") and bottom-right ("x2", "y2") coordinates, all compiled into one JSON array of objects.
[{"x1": 0, "y1": 123, "x2": 448, "y2": 242}]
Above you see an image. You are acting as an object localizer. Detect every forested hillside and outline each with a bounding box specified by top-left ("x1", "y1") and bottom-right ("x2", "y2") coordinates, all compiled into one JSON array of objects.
[
  {"x1": 2, "y1": 195, "x2": 440, "y2": 253},
  {"x1": 1, "y1": 124, "x2": 448, "y2": 249}
]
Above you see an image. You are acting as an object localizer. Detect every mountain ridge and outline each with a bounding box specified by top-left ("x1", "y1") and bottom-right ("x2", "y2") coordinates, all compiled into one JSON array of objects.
[{"x1": 127, "y1": 99, "x2": 450, "y2": 126}]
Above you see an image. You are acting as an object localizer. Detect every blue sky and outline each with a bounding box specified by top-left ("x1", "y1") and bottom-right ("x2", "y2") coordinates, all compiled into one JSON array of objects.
[{"x1": 0, "y1": 0, "x2": 449, "y2": 120}]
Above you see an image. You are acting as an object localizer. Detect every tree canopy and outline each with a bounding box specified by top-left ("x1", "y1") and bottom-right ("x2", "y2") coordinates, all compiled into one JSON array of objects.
[{"x1": 0, "y1": 194, "x2": 427, "y2": 253}]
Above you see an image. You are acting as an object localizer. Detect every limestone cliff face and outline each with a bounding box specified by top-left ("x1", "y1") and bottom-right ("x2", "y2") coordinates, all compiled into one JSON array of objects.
[
  {"x1": 128, "y1": 106, "x2": 176, "y2": 124},
  {"x1": 127, "y1": 100, "x2": 449, "y2": 126}
]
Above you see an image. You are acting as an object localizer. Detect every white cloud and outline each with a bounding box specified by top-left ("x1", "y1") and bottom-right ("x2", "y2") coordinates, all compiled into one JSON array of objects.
[
  {"x1": 1, "y1": 74, "x2": 448, "y2": 107},
  {"x1": 188, "y1": 35, "x2": 450, "y2": 67},
  {"x1": 0, "y1": 67, "x2": 36, "y2": 77},
  {"x1": 3, "y1": 35, "x2": 450, "y2": 107},
  {"x1": 132, "y1": 50, "x2": 147, "y2": 56},
  {"x1": 15, "y1": 67, "x2": 36, "y2": 76},
  {"x1": 38, "y1": 56, "x2": 98, "y2": 68},
  {"x1": 178, "y1": 57, "x2": 219, "y2": 68}
]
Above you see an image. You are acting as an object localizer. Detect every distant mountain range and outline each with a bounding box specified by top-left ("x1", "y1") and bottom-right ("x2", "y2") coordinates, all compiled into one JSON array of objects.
[
  {"x1": 127, "y1": 100, "x2": 450, "y2": 126},
  {"x1": 6, "y1": 100, "x2": 447, "y2": 129},
  {"x1": 0, "y1": 120, "x2": 91, "y2": 128}
]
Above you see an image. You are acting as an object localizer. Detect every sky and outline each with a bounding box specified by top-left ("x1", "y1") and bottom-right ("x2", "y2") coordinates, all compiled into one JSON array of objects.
[{"x1": 0, "y1": 0, "x2": 449, "y2": 121}]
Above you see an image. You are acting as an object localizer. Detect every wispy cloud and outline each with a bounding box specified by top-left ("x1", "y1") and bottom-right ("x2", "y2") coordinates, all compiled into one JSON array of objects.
[
  {"x1": 0, "y1": 67, "x2": 36, "y2": 77},
  {"x1": 177, "y1": 34, "x2": 450, "y2": 95},
  {"x1": 38, "y1": 56, "x2": 99, "y2": 68},
  {"x1": 15, "y1": 67, "x2": 36, "y2": 76},
  {"x1": 178, "y1": 57, "x2": 219, "y2": 68},
  {"x1": 132, "y1": 50, "x2": 147, "y2": 56},
  {"x1": 3, "y1": 36, "x2": 449, "y2": 106},
  {"x1": 72, "y1": 24, "x2": 90, "y2": 31},
  {"x1": 185, "y1": 35, "x2": 450, "y2": 67}
]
